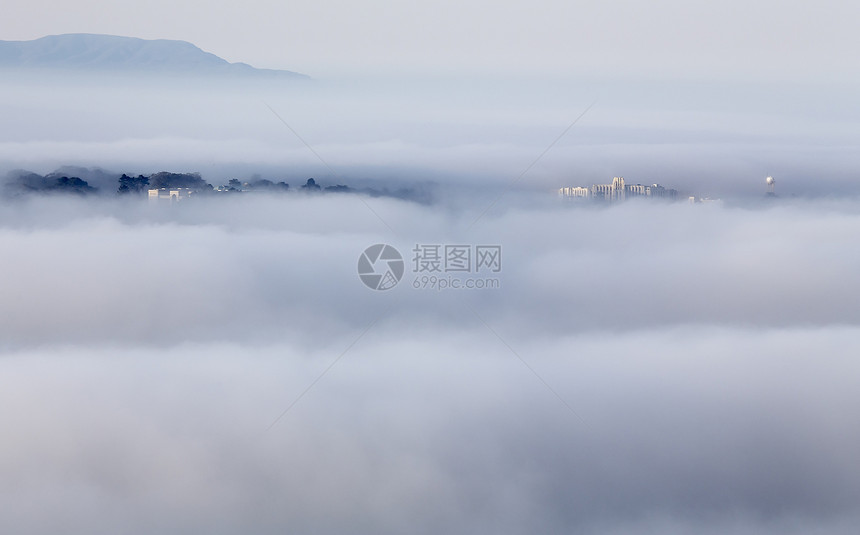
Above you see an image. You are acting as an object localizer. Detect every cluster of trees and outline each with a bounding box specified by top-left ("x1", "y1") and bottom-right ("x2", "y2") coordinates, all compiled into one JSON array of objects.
[
  {"x1": 3, "y1": 167, "x2": 432, "y2": 204},
  {"x1": 4, "y1": 171, "x2": 98, "y2": 196},
  {"x1": 118, "y1": 171, "x2": 210, "y2": 194},
  {"x1": 220, "y1": 177, "x2": 352, "y2": 193},
  {"x1": 117, "y1": 174, "x2": 149, "y2": 194},
  {"x1": 297, "y1": 178, "x2": 351, "y2": 193},
  {"x1": 224, "y1": 178, "x2": 290, "y2": 192},
  {"x1": 118, "y1": 173, "x2": 349, "y2": 195},
  {"x1": 3, "y1": 169, "x2": 214, "y2": 197}
]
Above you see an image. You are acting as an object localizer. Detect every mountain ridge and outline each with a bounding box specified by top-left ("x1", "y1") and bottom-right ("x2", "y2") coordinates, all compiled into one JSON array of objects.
[{"x1": 0, "y1": 34, "x2": 308, "y2": 79}]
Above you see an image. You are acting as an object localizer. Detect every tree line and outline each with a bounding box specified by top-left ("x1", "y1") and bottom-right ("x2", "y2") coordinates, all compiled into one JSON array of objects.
[{"x1": 3, "y1": 167, "x2": 433, "y2": 204}]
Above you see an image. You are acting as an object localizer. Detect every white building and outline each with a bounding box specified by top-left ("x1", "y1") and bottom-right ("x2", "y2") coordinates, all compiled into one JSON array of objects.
[
  {"x1": 625, "y1": 183, "x2": 649, "y2": 197},
  {"x1": 560, "y1": 177, "x2": 679, "y2": 203},
  {"x1": 591, "y1": 176, "x2": 626, "y2": 202},
  {"x1": 558, "y1": 186, "x2": 591, "y2": 199},
  {"x1": 148, "y1": 188, "x2": 195, "y2": 202}
]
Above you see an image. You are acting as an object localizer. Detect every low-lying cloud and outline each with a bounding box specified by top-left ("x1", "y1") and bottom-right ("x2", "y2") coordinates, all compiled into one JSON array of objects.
[
  {"x1": 2, "y1": 195, "x2": 860, "y2": 346},
  {"x1": 2, "y1": 328, "x2": 859, "y2": 534},
  {"x1": 2, "y1": 72, "x2": 859, "y2": 198},
  {"x1": 2, "y1": 66, "x2": 859, "y2": 532},
  {"x1": 1, "y1": 193, "x2": 859, "y2": 533}
]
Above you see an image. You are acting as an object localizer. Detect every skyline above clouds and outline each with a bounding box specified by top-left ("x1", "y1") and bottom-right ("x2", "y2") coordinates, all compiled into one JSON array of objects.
[
  {"x1": 1, "y1": 69, "x2": 857, "y2": 199},
  {"x1": 2, "y1": 2, "x2": 859, "y2": 533},
  {"x1": 2, "y1": 1, "x2": 858, "y2": 198}
]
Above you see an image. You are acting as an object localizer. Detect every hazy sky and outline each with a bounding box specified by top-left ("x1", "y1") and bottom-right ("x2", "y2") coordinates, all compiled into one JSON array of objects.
[
  {"x1": 4, "y1": 0, "x2": 859, "y2": 198},
  {"x1": 3, "y1": 0, "x2": 860, "y2": 79}
]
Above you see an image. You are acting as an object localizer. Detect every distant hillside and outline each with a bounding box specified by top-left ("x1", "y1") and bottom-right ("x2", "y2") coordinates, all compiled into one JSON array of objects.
[{"x1": 0, "y1": 34, "x2": 308, "y2": 79}]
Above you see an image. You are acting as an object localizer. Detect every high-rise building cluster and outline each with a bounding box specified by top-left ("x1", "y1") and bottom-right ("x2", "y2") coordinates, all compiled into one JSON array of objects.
[{"x1": 558, "y1": 176, "x2": 679, "y2": 202}]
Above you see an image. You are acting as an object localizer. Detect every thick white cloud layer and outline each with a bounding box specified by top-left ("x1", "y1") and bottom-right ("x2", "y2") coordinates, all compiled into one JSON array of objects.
[
  {"x1": 3, "y1": 195, "x2": 860, "y2": 346},
  {"x1": 1, "y1": 194, "x2": 859, "y2": 533},
  {"x1": 1, "y1": 329, "x2": 859, "y2": 534}
]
